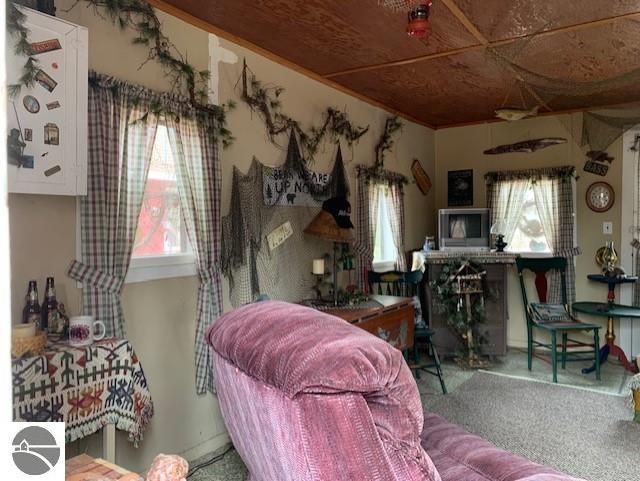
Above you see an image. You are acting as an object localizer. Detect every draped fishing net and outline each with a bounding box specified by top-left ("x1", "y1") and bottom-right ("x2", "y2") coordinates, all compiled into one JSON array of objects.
[
  {"x1": 485, "y1": 19, "x2": 640, "y2": 151},
  {"x1": 221, "y1": 131, "x2": 351, "y2": 307}
]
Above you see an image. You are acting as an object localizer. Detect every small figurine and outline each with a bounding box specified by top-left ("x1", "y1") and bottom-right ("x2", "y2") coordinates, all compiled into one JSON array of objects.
[
  {"x1": 56, "y1": 303, "x2": 70, "y2": 339},
  {"x1": 494, "y1": 234, "x2": 507, "y2": 253},
  {"x1": 7, "y1": 128, "x2": 26, "y2": 167}
]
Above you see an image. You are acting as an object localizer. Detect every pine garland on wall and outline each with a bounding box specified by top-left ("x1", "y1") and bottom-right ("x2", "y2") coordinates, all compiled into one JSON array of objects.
[
  {"x1": 240, "y1": 59, "x2": 369, "y2": 161},
  {"x1": 7, "y1": 0, "x2": 236, "y2": 147},
  {"x1": 375, "y1": 116, "x2": 402, "y2": 169}
]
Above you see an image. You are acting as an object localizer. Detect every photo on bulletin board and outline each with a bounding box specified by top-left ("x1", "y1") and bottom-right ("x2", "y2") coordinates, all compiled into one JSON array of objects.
[{"x1": 448, "y1": 169, "x2": 473, "y2": 206}]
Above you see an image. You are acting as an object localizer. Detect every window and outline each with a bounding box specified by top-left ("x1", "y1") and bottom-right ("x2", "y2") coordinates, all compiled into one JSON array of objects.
[
  {"x1": 373, "y1": 185, "x2": 397, "y2": 271},
  {"x1": 126, "y1": 125, "x2": 196, "y2": 283},
  {"x1": 507, "y1": 183, "x2": 552, "y2": 254}
]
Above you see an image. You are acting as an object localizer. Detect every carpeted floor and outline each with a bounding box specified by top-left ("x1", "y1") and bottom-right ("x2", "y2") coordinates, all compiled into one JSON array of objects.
[
  {"x1": 426, "y1": 371, "x2": 639, "y2": 481},
  {"x1": 188, "y1": 350, "x2": 637, "y2": 480}
]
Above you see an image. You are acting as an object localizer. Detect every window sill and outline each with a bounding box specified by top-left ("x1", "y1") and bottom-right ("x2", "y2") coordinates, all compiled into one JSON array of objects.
[
  {"x1": 126, "y1": 254, "x2": 197, "y2": 284},
  {"x1": 506, "y1": 252, "x2": 553, "y2": 258},
  {"x1": 372, "y1": 260, "x2": 397, "y2": 272}
]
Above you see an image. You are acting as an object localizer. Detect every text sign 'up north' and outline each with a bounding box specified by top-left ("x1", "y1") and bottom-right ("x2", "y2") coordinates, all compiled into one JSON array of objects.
[{"x1": 263, "y1": 167, "x2": 330, "y2": 207}]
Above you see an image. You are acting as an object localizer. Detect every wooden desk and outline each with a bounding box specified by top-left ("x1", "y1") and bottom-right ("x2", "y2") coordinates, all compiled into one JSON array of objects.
[{"x1": 322, "y1": 295, "x2": 415, "y2": 351}]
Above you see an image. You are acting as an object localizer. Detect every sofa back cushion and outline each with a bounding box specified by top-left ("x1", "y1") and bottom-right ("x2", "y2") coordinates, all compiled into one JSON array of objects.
[{"x1": 208, "y1": 301, "x2": 440, "y2": 481}]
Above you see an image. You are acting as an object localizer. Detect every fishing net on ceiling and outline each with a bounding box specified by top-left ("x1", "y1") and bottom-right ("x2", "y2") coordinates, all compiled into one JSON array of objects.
[
  {"x1": 377, "y1": 0, "x2": 422, "y2": 11},
  {"x1": 485, "y1": 18, "x2": 640, "y2": 151},
  {"x1": 221, "y1": 130, "x2": 352, "y2": 307}
]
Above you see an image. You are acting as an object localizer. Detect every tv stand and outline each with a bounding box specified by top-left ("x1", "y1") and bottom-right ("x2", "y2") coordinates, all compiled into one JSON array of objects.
[{"x1": 417, "y1": 251, "x2": 516, "y2": 357}]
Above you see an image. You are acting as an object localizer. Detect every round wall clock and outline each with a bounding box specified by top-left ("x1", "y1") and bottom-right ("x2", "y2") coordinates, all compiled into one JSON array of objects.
[{"x1": 586, "y1": 181, "x2": 615, "y2": 213}]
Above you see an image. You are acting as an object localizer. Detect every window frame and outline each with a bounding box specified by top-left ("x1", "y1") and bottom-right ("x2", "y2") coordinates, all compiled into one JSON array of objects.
[
  {"x1": 75, "y1": 124, "x2": 197, "y2": 286},
  {"x1": 372, "y1": 184, "x2": 398, "y2": 272},
  {"x1": 500, "y1": 177, "x2": 577, "y2": 257}
]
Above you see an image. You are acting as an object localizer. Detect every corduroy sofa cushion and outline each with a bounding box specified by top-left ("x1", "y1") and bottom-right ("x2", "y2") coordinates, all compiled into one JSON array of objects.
[{"x1": 208, "y1": 300, "x2": 441, "y2": 481}]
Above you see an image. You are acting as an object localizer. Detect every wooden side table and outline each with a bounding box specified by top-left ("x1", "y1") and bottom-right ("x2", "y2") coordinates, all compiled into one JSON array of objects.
[{"x1": 573, "y1": 301, "x2": 640, "y2": 374}]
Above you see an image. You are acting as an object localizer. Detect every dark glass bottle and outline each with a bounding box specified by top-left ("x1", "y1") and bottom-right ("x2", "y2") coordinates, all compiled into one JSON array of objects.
[
  {"x1": 22, "y1": 280, "x2": 41, "y2": 326},
  {"x1": 41, "y1": 277, "x2": 58, "y2": 333}
]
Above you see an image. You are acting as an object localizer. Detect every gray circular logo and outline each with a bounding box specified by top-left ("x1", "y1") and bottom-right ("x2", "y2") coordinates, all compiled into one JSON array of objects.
[{"x1": 12, "y1": 426, "x2": 60, "y2": 475}]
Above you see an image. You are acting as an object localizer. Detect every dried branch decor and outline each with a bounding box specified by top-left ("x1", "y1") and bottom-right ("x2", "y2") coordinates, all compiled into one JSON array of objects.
[
  {"x1": 7, "y1": 0, "x2": 235, "y2": 147},
  {"x1": 375, "y1": 116, "x2": 403, "y2": 169},
  {"x1": 240, "y1": 59, "x2": 369, "y2": 160}
]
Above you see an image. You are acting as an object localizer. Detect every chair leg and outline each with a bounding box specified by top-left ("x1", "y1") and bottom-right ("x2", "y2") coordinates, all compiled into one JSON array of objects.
[
  {"x1": 594, "y1": 329, "x2": 601, "y2": 381},
  {"x1": 527, "y1": 325, "x2": 533, "y2": 371},
  {"x1": 413, "y1": 341, "x2": 421, "y2": 380},
  {"x1": 561, "y1": 333, "x2": 567, "y2": 369},
  {"x1": 430, "y1": 340, "x2": 447, "y2": 395},
  {"x1": 551, "y1": 331, "x2": 558, "y2": 383}
]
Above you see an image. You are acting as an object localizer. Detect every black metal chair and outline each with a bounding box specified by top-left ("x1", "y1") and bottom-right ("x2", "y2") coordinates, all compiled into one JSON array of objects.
[
  {"x1": 516, "y1": 257, "x2": 601, "y2": 383},
  {"x1": 368, "y1": 270, "x2": 447, "y2": 394}
]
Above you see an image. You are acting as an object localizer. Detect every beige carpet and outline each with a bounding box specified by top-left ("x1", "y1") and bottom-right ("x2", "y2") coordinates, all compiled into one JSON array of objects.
[{"x1": 425, "y1": 371, "x2": 639, "y2": 481}]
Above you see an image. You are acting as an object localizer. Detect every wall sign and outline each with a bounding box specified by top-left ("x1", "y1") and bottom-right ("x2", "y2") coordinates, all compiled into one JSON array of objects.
[
  {"x1": 411, "y1": 159, "x2": 432, "y2": 195},
  {"x1": 263, "y1": 167, "x2": 331, "y2": 207},
  {"x1": 447, "y1": 169, "x2": 473, "y2": 206},
  {"x1": 267, "y1": 221, "x2": 294, "y2": 251}
]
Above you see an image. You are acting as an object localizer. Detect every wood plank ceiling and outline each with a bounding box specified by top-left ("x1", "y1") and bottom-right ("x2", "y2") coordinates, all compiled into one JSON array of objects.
[{"x1": 160, "y1": 0, "x2": 640, "y2": 128}]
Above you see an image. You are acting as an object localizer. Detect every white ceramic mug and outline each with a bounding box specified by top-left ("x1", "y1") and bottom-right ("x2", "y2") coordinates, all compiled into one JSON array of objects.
[{"x1": 69, "y1": 315, "x2": 106, "y2": 346}]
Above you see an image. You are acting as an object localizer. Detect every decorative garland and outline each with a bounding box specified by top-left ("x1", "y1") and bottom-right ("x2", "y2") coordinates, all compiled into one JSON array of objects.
[
  {"x1": 7, "y1": 0, "x2": 235, "y2": 147},
  {"x1": 7, "y1": 3, "x2": 39, "y2": 98},
  {"x1": 430, "y1": 258, "x2": 489, "y2": 356},
  {"x1": 240, "y1": 59, "x2": 369, "y2": 160},
  {"x1": 374, "y1": 116, "x2": 402, "y2": 169}
]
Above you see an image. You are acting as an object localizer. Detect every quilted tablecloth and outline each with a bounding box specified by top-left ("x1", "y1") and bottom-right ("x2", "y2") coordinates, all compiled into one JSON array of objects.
[{"x1": 12, "y1": 338, "x2": 154, "y2": 445}]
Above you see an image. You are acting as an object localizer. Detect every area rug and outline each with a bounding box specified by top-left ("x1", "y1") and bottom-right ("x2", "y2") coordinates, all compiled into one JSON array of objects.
[{"x1": 425, "y1": 371, "x2": 639, "y2": 481}]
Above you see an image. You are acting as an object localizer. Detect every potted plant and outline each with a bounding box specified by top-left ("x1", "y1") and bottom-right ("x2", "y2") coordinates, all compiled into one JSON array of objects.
[{"x1": 628, "y1": 372, "x2": 640, "y2": 422}]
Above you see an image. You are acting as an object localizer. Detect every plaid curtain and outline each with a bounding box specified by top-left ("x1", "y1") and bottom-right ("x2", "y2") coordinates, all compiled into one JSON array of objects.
[
  {"x1": 532, "y1": 176, "x2": 578, "y2": 304},
  {"x1": 355, "y1": 176, "x2": 380, "y2": 291},
  {"x1": 68, "y1": 73, "x2": 159, "y2": 338},
  {"x1": 386, "y1": 182, "x2": 406, "y2": 271},
  {"x1": 165, "y1": 114, "x2": 222, "y2": 395}
]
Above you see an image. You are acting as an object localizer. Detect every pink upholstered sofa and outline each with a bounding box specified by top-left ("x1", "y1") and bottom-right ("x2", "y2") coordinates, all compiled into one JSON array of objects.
[{"x1": 207, "y1": 301, "x2": 584, "y2": 481}]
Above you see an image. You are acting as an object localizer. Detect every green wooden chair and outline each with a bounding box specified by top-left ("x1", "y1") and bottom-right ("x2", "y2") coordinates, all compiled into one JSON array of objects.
[
  {"x1": 516, "y1": 257, "x2": 601, "y2": 383},
  {"x1": 368, "y1": 269, "x2": 447, "y2": 394}
]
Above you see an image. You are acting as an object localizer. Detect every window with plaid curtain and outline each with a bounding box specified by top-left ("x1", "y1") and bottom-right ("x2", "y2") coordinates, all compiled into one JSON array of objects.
[
  {"x1": 68, "y1": 72, "x2": 223, "y2": 394},
  {"x1": 355, "y1": 166, "x2": 408, "y2": 289},
  {"x1": 485, "y1": 166, "x2": 579, "y2": 303}
]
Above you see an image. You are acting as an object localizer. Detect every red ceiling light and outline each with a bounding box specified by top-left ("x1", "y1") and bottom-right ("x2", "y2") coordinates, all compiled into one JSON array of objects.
[{"x1": 407, "y1": 2, "x2": 432, "y2": 39}]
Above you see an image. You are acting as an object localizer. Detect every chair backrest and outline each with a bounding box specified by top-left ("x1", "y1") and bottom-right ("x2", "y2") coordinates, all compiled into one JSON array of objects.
[
  {"x1": 207, "y1": 301, "x2": 440, "y2": 481},
  {"x1": 368, "y1": 270, "x2": 423, "y2": 297},
  {"x1": 515, "y1": 256, "x2": 568, "y2": 309}
]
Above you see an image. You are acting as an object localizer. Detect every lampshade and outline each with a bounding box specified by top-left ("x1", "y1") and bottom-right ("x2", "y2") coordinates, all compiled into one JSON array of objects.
[{"x1": 304, "y1": 210, "x2": 354, "y2": 243}]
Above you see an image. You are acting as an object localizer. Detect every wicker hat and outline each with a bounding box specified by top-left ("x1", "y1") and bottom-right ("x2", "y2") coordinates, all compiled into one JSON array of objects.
[{"x1": 304, "y1": 197, "x2": 354, "y2": 243}]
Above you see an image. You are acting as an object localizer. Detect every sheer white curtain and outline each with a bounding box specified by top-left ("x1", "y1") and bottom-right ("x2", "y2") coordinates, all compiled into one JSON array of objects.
[
  {"x1": 486, "y1": 177, "x2": 531, "y2": 246},
  {"x1": 386, "y1": 182, "x2": 406, "y2": 271}
]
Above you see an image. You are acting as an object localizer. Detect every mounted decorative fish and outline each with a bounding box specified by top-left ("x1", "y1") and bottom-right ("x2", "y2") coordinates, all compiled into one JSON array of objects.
[
  {"x1": 483, "y1": 137, "x2": 567, "y2": 155},
  {"x1": 586, "y1": 150, "x2": 614, "y2": 164},
  {"x1": 494, "y1": 105, "x2": 539, "y2": 121}
]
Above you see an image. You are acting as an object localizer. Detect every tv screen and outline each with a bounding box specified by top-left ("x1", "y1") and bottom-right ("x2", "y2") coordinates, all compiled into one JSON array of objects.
[{"x1": 448, "y1": 214, "x2": 482, "y2": 239}]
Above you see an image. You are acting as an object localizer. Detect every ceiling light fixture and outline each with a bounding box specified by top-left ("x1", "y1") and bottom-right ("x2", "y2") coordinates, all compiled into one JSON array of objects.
[{"x1": 407, "y1": 2, "x2": 433, "y2": 39}]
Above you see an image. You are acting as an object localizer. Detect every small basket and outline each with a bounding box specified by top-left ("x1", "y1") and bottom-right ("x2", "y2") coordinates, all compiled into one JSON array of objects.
[
  {"x1": 633, "y1": 389, "x2": 640, "y2": 423},
  {"x1": 11, "y1": 330, "x2": 47, "y2": 358}
]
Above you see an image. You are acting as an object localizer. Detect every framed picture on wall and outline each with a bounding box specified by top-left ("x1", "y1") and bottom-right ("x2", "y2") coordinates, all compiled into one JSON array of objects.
[{"x1": 447, "y1": 169, "x2": 473, "y2": 206}]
